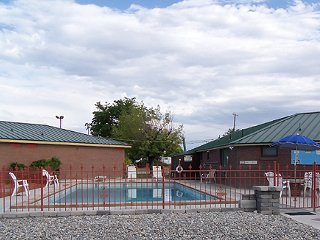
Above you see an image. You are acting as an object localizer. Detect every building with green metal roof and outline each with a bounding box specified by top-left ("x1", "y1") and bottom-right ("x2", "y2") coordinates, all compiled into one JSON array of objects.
[
  {"x1": 171, "y1": 112, "x2": 320, "y2": 175},
  {"x1": 0, "y1": 121, "x2": 130, "y2": 175}
]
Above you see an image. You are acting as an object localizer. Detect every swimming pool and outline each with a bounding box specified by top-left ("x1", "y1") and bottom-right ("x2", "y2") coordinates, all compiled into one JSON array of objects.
[{"x1": 50, "y1": 182, "x2": 218, "y2": 204}]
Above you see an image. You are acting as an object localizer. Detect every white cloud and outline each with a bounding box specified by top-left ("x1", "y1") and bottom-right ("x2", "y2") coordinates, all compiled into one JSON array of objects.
[{"x1": 0, "y1": 0, "x2": 320, "y2": 149}]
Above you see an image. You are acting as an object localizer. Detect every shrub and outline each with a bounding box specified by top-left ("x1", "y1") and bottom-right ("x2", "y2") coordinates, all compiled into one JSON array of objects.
[
  {"x1": 9, "y1": 162, "x2": 27, "y2": 171},
  {"x1": 125, "y1": 157, "x2": 132, "y2": 166},
  {"x1": 48, "y1": 156, "x2": 61, "y2": 171},
  {"x1": 30, "y1": 159, "x2": 49, "y2": 169},
  {"x1": 30, "y1": 156, "x2": 61, "y2": 172}
]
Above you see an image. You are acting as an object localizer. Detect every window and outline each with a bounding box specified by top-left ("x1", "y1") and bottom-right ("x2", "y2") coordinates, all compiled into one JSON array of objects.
[
  {"x1": 261, "y1": 146, "x2": 278, "y2": 157},
  {"x1": 220, "y1": 149, "x2": 229, "y2": 167}
]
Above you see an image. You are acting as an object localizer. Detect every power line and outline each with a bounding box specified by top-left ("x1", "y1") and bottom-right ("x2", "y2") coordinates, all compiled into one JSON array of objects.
[{"x1": 111, "y1": 137, "x2": 216, "y2": 144}]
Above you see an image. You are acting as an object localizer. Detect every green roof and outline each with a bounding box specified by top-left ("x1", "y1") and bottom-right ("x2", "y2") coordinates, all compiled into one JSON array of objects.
[
  {"x1": 187, "y1": 112, "x2": 320, "y2": 153},
  {"x1": 0, "y1": 121, "x2": 129, "y2": 147}
]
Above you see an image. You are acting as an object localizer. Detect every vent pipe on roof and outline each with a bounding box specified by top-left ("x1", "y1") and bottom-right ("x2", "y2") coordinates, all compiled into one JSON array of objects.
[{"x1": 298, "y1": 122, "x2": 302, "y2": 133}]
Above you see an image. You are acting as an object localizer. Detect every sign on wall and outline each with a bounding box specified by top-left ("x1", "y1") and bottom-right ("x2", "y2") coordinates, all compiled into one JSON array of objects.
[
  {"x1": 240, "y1": 160, "x2": 258, "y2": 165},
  {"x1": 184, "y1": 155, "x2": 192, "y2": 162},
  {"x1": 160, "y1": 157, "x2": 172, "y2": 164},
  {"x1": 291, "y1": 150, "x2": 320, "y2": 165}
]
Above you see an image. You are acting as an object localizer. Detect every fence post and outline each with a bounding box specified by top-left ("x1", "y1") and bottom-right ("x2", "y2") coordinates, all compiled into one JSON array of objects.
[
  {"x1": 162, "y1": 167, "x2": 165, "y2": 209},
  {"x1": 0, "y1": 167, "x2": 3, "y2": 213},
  {"x1": 40, "y1": 167, "x2": 44, "y2": 212},
  {"x1": 273, "y1": 161, "x2": 276, "y2": 186},
  {"x1": 313, "y1": 161, "x2": 316, "y2": 212},
  {"x1": 91, "y1": 165, "x2": 94, "y2": 210}
]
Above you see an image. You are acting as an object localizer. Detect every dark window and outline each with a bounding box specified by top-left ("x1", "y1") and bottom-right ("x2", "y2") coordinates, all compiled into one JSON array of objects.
[
  {"x1": 220, "y1": 149, "x2": 229, "y2": 167},
  {"x1": 261, "y1": 146, "x2": 278, "y2": 157},
  {"x1": 207, "y1": 151, "x2": 210, "y2": 160}
]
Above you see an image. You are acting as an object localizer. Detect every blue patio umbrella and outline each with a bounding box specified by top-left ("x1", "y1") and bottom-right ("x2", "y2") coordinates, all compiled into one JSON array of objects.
[
  {"x1": 272, "y1": 134, "x2": 320, "y2": 151},
  {"x1": 272, "y1": 134, "x2": 320, "y2": 179}
]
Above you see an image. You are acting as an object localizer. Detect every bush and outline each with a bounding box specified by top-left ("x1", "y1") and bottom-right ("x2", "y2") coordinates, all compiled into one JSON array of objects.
[
  {"x1": 48, "y1": 156, "x2": 61, "y2": 171},
  {"x1": 30, "y1": 159, "x2": 49, "y2": 169},
  {"x1": 9, "y1": 162, "x2": 27, "y2": 171},
  {"x1": 125, "y1": 157, "x2": 132, "y2": 166},
  {"x1": 29, "y1": 156, "x2": 61, "y2": 171}
]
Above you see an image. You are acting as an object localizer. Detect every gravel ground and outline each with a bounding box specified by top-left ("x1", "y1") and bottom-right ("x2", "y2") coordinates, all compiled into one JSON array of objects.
[{"x1": 0, "y1": 211, "x2": 320, "y2": 240}]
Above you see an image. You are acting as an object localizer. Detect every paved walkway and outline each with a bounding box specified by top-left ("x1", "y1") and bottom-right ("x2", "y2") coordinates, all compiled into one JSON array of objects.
[{"x1": 281, "y1": 208, "x2": 320, "y2": 230}]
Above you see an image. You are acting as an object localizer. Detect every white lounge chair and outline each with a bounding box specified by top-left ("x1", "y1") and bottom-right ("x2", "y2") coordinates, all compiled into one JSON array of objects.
[
  {"x1": 265, "y1": 172, "x2": 290, "y2": 198},
  {"x1": 9, "y1": 172, "x2": 29, "y2": 196},
  {"x1": 152, "y1": 166, "x2": 162, "y2": 179},
  {"x1": 94, "y1": 176, "x2": 108, "y2": 182},
  {"x1": 200, "y1": 169, "x2": 216, "y2": 183},
  {"x1": 303, "y1": 172, "x2": 320, "y2": 196},
  {"x1": 42, "y1": 169, "x2": 59, "y2": 188},
  {"x1": 127, "y1": 165, "x2": 137, "y2": 180}
]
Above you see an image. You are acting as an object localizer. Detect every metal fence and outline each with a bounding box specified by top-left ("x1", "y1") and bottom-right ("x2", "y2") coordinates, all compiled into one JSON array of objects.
[{"x1": 0, "y1": 162, "x2": 319, "y2": 214}]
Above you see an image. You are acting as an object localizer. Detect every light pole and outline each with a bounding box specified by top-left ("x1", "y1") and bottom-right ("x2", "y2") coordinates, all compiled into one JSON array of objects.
[{"x1": 56, "y1": 116, "x2": 64, "y2": 128}]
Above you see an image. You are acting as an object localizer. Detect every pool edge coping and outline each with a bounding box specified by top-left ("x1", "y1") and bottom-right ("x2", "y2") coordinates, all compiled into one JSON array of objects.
[{"x1": 0, "y1": 207, "x2": 240, "y2": 218}]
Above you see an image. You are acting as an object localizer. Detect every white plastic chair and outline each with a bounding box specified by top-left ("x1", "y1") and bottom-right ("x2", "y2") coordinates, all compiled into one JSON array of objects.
[
  {"x1": 9, "y1": 172, "x2": 30, "y2": 196},
  {"x1": 265, "y1": 172, "x2": 291, "y2": 198},
  {"x1": 127, "y1": 165, "x2": 137, "y2": 180},
  {"x1": 152, "y1": 166, "x2": 162, "y2": 179},
  {"x1": 42, "y1": 169, "x2": 59, "y2": 188},
  {"x1": 303, "y1": 172, "x2": 320, "y2": 196},
  {"x1": 200, "y1": 169, "x2": 216, "y2": 183}
]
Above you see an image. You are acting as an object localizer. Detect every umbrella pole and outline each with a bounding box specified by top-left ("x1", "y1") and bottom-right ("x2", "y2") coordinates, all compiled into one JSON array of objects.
[
  {"x1": 293, "y1": 146, "x2": 298, "y2": 202},
  {"x1": 294, "y1": 146, "x2": 298, "y2": 181}
]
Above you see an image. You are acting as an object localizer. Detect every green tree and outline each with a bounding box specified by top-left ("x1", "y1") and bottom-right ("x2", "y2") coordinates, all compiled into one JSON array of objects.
[
  {"x1": 91, "y1": 98, "x2": 183, "y2": 168},
  {"x1": 222, "y1": 128, "x2": 240, "y2": 137},
  {"x1": 91, "y1": 97, "x2": 137, "y2": 137}
]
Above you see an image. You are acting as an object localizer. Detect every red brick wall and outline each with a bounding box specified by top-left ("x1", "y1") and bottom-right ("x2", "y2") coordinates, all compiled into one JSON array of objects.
[
  {"x1": 231, "y1": 146, "x2": 291, "y2": 170},
  {"x1": 0, "y1": 142, "x2": 125, "y2": 177}
]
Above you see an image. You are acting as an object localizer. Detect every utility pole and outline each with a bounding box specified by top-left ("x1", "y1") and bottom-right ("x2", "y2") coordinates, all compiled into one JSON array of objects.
[
  {"x1": 182, "y1": 136, "x2": 186, "y2": 152},
  {"x1": 232, "y1": 112, "x2": 238, "y2": 131},
  {"x1": 56, "y1": 115, "x2": 64, "y2": 128}
]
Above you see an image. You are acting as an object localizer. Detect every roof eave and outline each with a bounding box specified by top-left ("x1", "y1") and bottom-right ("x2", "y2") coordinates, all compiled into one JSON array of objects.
[
  {"x1": 0, "y1": 139, "x2": 131, "y2": 148},
  {"x1": 193, "y1": 143, "x2": 273, "y2": 152}
]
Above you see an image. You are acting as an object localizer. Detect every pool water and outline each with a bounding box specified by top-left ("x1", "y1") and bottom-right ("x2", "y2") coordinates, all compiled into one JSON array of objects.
[{"x1": 50, "y1": 182, "x2": 218, "y2": 204}]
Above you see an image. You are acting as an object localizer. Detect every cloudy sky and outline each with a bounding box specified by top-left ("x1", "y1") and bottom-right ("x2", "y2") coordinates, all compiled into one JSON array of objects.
[{"x1": 1, "y1": 0, "x2": 320, "y2": 150}]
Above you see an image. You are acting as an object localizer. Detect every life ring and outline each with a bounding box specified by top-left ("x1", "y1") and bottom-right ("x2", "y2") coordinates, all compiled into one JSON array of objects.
[
  {"x1": 176, "y1": 190, "x2": 183, "y2": 198},
  {"x1": 176, "y1": 165, "x2": 183, "y2": 174}
]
